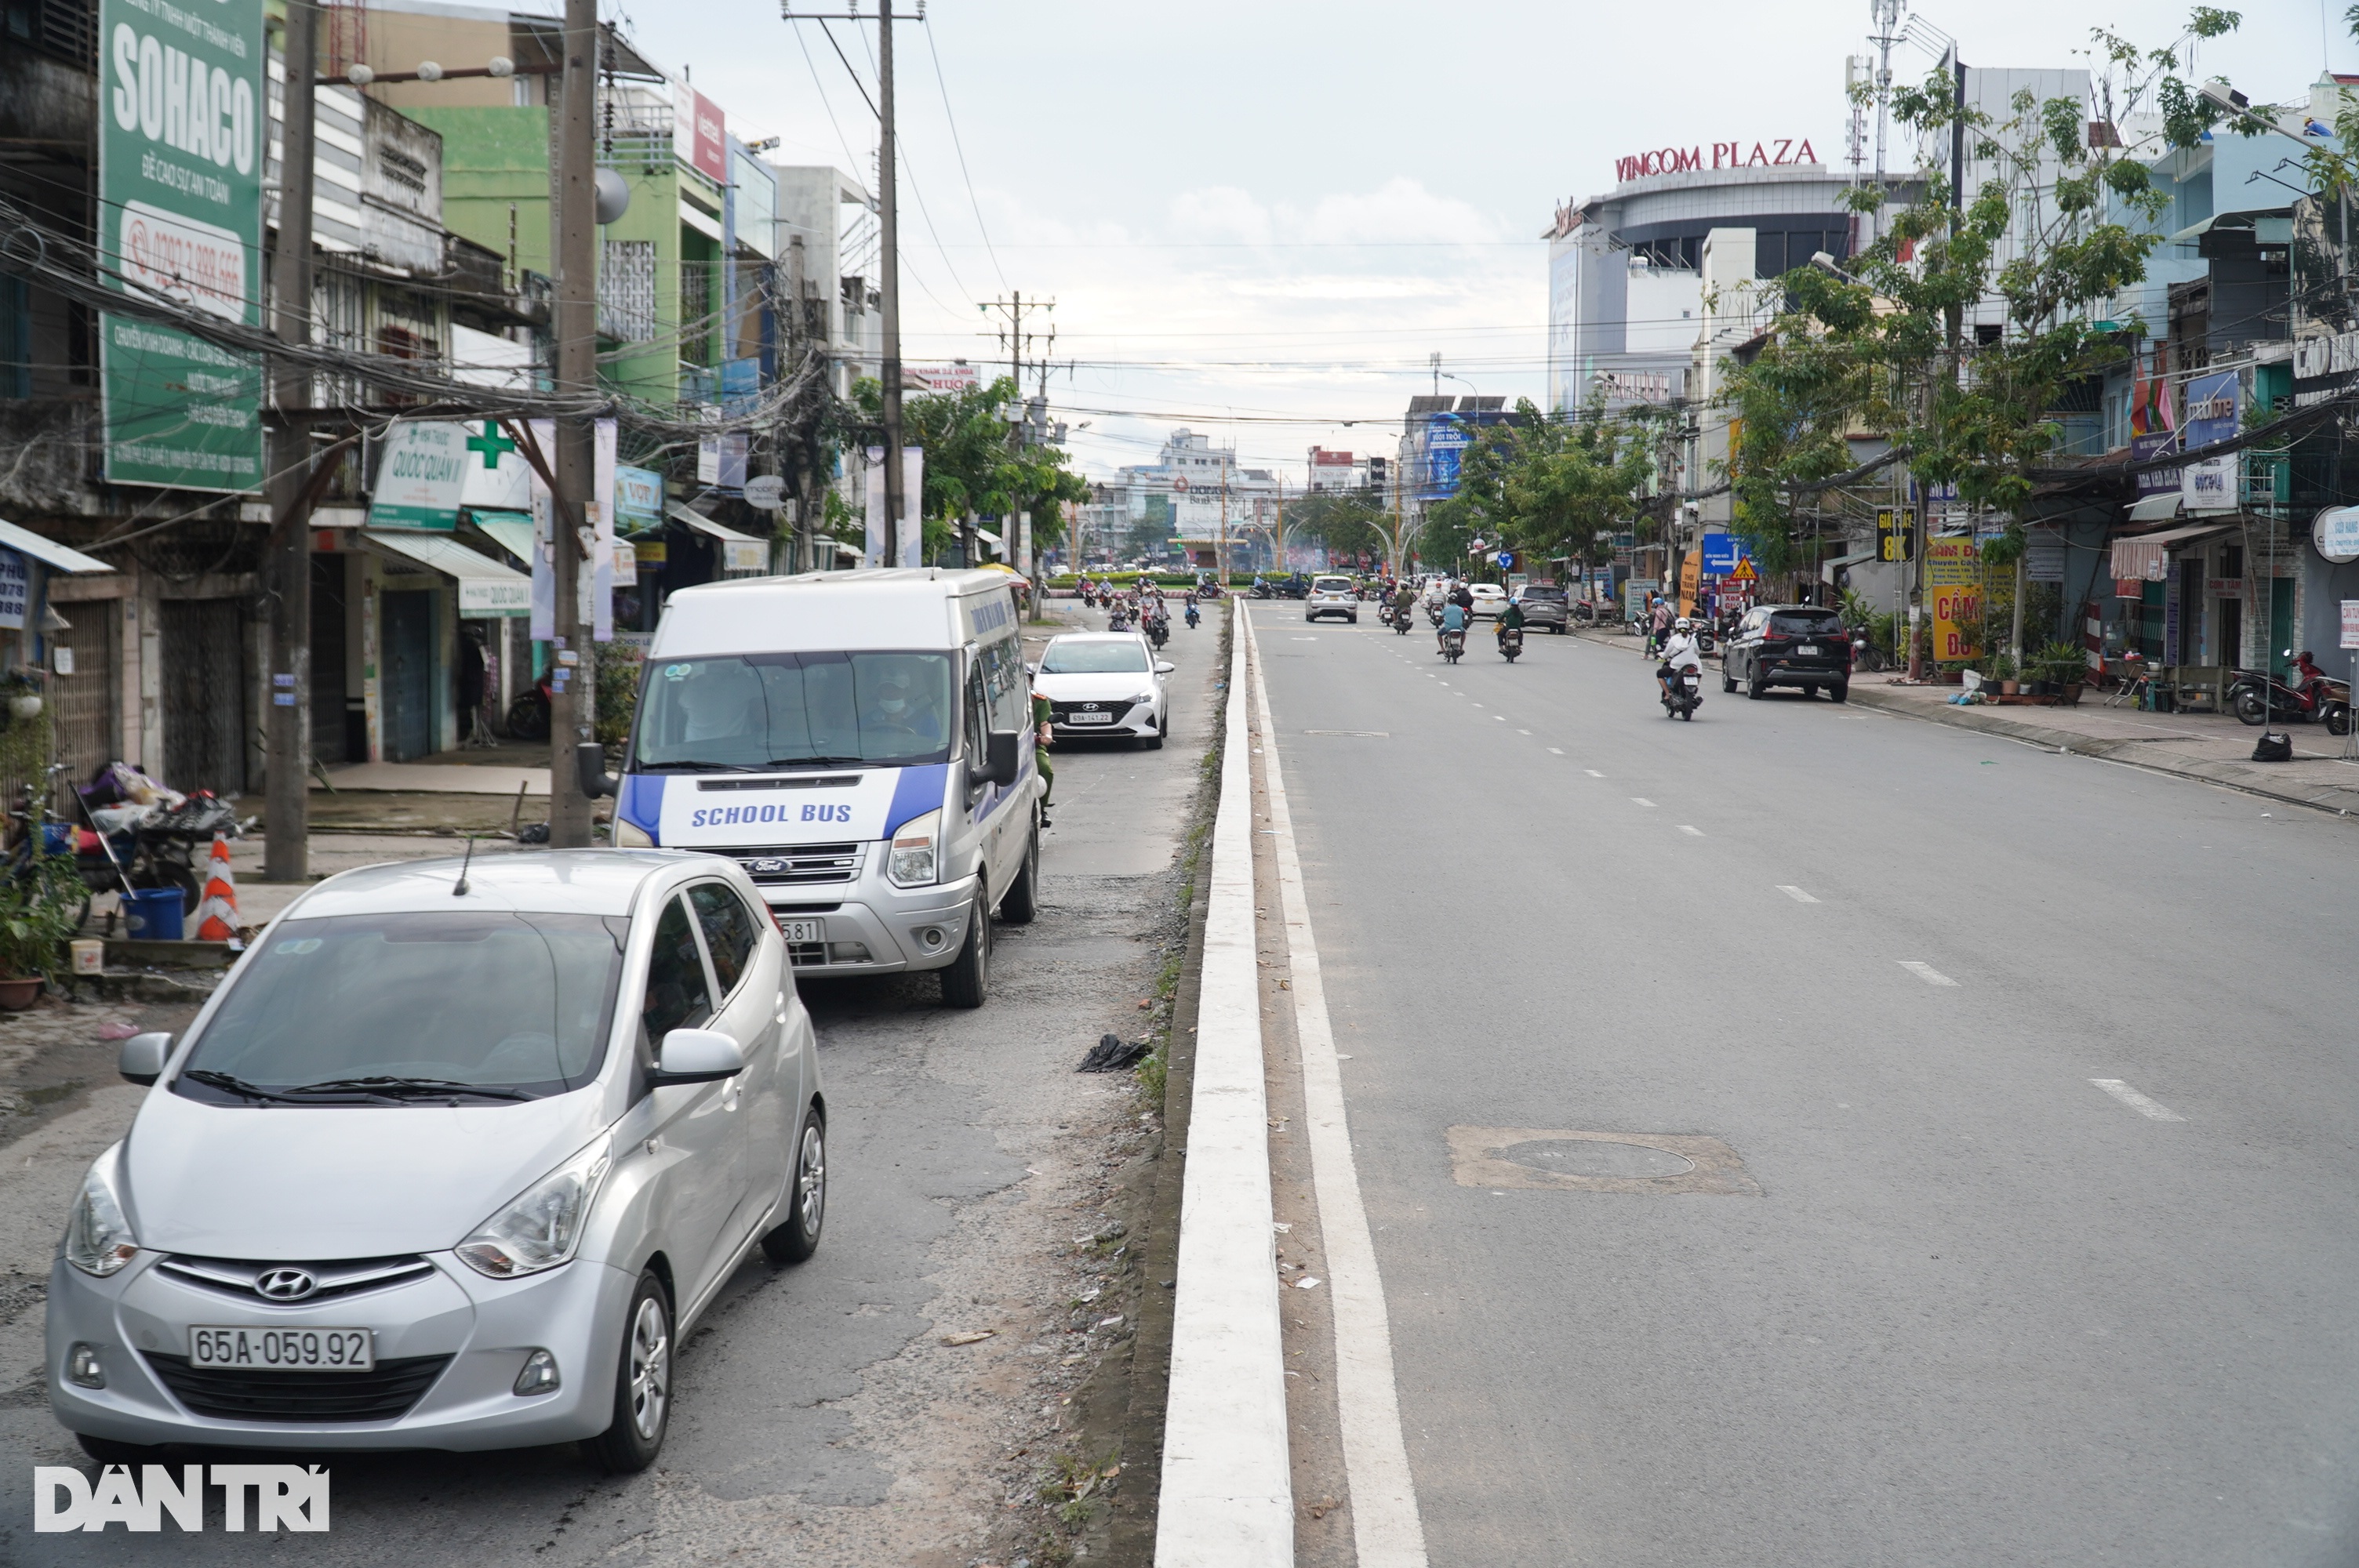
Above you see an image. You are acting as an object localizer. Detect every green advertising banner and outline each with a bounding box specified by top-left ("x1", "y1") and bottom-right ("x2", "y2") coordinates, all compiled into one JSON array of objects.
[{"x1": 98, "y1": 0, "x2": 267, "y2": 492}]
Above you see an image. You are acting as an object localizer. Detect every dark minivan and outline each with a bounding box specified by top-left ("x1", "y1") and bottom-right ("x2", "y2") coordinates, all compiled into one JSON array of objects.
[
  {"x1": 1510, "y1": 583, "x2": 1570, "y2": 633},
  {"x1": 1724, "y1": 604, "x2": 1852, "y2": 700}
]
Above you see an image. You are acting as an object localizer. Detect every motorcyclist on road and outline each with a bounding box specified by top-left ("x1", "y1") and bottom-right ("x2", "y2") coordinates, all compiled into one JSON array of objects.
[
  {"x1": 1184, "y1": 596, "x2": 1201, "y2": 630},
  {"x1": 1392, "y1": 581, "x2": 1419, "y2": 625},
  {"x1": 1450, "y1": 580, "x2": 1475, "y2": 615},
  {"x1": 1438, "y1": 597, "x2": 1469, "y2": 651},
  {"x1": 1496, "y1": 597, "x2": 1525, "y2": 643},
  {"x1": 1648, "y1": 595, "x2": 1674, "y2": 656},
  {"x1": 1657, "y1": 616, "x2": 1703, "y2": 701}
]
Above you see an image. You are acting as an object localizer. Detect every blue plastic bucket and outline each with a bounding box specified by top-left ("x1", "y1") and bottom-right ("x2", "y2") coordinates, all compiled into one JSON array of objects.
[{"x1": 122, "y1": 887, "x2": 184, "y2": 942}]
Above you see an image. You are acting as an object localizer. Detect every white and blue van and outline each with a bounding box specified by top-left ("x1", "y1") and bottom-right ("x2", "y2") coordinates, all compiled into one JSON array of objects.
[{"x1": 596, "y1": 569, "x2": 1040, "y2": 1007}]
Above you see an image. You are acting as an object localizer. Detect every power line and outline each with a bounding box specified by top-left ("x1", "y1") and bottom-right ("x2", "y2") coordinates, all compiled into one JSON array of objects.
[{"x1": 922, "y1": 20, "x2": 1009, "y2": 296}]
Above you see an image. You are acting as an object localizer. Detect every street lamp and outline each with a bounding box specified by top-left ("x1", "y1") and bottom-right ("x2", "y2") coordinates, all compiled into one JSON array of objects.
[{"x1": 2197, "y1": 79, "x2": 2316, "y2": 148}]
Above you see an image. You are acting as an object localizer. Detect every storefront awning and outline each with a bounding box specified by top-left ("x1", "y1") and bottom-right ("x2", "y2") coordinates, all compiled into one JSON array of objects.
[
  {"x1": 2168, "y1": 206, "x2": 2292, "y2": 244},
  {"x1": 2126, "y1": 492, "x2": 2182, "y2": 524},
  {"x1": 362, "y1": 530, "x2": 532, "y2": 617},
  {"x1": 0, "y1": 519, "x2": 113, "y2": 575},
  {"x1": 471, "y1": 511, "x2": 535, "y2": 568},
  {"x1": 668, "y1": 504, "x2": 770, "y2": 574}
]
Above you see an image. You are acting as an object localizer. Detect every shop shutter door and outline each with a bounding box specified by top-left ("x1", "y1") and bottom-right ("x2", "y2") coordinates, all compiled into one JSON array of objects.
[
  {"x1": 162, "y1": 600, "x2": 249, "y2": 795},
  {"x1": 49, "y1": 601, "x2": 121, "y2": 788}
]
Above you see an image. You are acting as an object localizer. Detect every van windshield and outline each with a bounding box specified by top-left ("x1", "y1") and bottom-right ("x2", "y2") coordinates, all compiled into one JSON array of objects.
[{"x1": 633, "y1": 651, "x2": 957, "y2": 770}]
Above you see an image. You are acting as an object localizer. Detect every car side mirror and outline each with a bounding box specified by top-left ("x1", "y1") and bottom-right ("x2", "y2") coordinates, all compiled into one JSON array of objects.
[
  {"x1": 120, "y1": 1032, "x2": 171, "y2": 1087},
  {"x1": 1025, "y1": 660, "x2": 1039, "y2": 676},
  {"x1": 576, "y1": 741, "x2": 616, "y2": 800},
  {"x1": 1155, "y1": 661, "x2": 1176, "y2": 675},
  {"x1": 984, "y1": 729, "x2": 1021, "y2": 787},
  {"x1": 653, "y1": 1027, "x2": 744, "y2": 1085}
]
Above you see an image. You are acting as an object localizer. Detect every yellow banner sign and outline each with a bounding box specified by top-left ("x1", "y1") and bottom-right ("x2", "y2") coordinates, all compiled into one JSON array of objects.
[{"x1": 1928, "y1": 539, "x2": 1983, "y2": 662}]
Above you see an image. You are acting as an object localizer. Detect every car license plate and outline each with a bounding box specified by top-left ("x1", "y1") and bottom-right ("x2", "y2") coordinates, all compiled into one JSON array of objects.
[
  {"x1": 190, "y1": 1326, "x2": 373, "y2": 1372},
  {"x1": 1069, "y1": 712, "x2": 1113, "y2": 724},
  {"x1": 776, "y1": 917, "x2": 825, "y2": 944},
  {"x1": 1797, "y1": 644, "x2": 1819, "y2": 655}
]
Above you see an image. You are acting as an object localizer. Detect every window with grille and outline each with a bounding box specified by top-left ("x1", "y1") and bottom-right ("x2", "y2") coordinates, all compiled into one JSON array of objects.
[{"x1": 600, "y1": 241, "x2": 656, "y2": 342}]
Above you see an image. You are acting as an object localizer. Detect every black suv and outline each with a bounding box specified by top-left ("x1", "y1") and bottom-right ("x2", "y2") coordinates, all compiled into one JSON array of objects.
[
  {"x1": 1510, "y1": 583, "x2": 1570, "y2": 633},
  {"x1": 1723, "y1": 604, "x2": 1852, "y2": 700}
]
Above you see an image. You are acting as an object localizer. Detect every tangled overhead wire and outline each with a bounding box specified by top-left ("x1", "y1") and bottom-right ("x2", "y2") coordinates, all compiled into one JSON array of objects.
[{"x1": 0, "y1": 196, "x2": 825, "y2": 441}]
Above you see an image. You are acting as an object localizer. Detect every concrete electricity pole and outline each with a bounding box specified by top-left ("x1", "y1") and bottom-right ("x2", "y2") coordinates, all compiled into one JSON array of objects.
[
  {"x1": 548, "y1": 0, "x2": 598, "y2": 846},
  {"x1": 264, "y1": 0, "x2": 320, "y2": 883},
  {"x1": 878, "y1": 0, "x2": 905, "y2": 566}
]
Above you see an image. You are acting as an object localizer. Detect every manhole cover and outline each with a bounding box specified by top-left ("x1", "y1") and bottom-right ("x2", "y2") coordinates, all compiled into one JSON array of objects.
[
  {"x1": 1501, "y1": 1138, "x2": 1694, "y2": 1179},
  {"x1": 1445, "y1": 1127, "x2": 1761, "y2": 1196}
]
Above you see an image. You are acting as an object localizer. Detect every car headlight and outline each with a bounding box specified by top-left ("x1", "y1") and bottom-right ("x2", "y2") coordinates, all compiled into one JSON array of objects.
[
  {"x1": 456, "y1": 1134, "x2": 612, "y2": 1279},
  {"x1": 888, "y1": 809, "x2": 940, "y2": 888},
  {"x1": 612, "y1": 817, "x2": 653, "y2": 848},
  {"x1": 64, "y1": 1149, "x2": 137, "y2": 1278},
  {"x1": 1124, "y1": 692, "x2": 1154, "y2": 708}
]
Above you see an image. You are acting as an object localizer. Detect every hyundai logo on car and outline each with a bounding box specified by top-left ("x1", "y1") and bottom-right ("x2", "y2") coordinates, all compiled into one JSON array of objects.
[{"x1": 255, "y1": 1268, "x2": 317, "y2": 1302}]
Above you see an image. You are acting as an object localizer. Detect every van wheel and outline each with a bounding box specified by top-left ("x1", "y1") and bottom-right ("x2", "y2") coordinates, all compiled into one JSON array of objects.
[
  {"x1": 999, "y1": 821, "x2": 1041, "y2": 925},
  {"x1": 761, "y1": 1110, "x2": 827, "y2": 1265},
  {"x1": 590, "y1": 1271, "x2": 673, "y2": 1473},
  {"x1": 940, "y1": 891, "x2": 991, "y2": 1008},
  {"x1": 1747, "y1": 673, "x2": 1768, "y2": 700},
  {"x1": 1827, "y1": 682, "x2": 1849, "y2": 703}
]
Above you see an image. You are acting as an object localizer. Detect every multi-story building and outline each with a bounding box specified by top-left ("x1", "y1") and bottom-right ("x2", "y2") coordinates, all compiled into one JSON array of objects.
[{"x1": 1087, "y1": 430, "x2": 1281, "y2": 573}]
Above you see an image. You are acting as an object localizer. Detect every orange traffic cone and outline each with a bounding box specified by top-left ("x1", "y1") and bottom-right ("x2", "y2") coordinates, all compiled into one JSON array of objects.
[{"x1": 194, "y1": 834, "x2": 241, "y2": 944}]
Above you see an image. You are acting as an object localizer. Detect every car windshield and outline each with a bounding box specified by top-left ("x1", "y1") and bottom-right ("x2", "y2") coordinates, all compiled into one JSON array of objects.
[
  {"x1": 175, "y1": 913, "x2": 627, "y2": 1105},
  {"x1": 1769, "y1": 612, "x2": 1843, "y2": 635},
  {"x1": 1040, "y1": 641, "x2": 1149, "y2": 674},
  {"x1": 632, "y1": 651, "x2": 954, "y2": 770}
]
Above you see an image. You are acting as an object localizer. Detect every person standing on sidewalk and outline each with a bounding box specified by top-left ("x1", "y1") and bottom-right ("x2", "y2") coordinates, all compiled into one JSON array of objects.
[{"x1": 1031, "y1": 681, "x2": 1056, "y2": 828}]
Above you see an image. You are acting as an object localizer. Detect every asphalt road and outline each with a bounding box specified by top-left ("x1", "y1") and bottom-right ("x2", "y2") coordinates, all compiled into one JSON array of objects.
[
  {"x1": 0, "y1": 603, "x2": 1219, "y2": 1564},
  {"x1": 1250, "y1": 606, "x2": 2359, "y2": 1566}
]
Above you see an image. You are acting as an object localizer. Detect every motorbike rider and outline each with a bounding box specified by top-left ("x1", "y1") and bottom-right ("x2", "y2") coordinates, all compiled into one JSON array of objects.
[
  {"x1": 1438, "y1": 595, "x2": 1469, "y2": 652},
  {"x1": 1657, "y1": 616, "x2": 1703, "y2": 702},
  {"x1": 1392, "y1": 579, "x2": 1419, "y2": 626},
  {"x1": 1496, "y1": 596, "x2": 1526, "y2": 644},
  {"x1": 1184, "y1": 596, "x2": 1201, "y2": 630},
  {"x1": 1648, "y1": 594, "x2": 1674, "y2": 655}
]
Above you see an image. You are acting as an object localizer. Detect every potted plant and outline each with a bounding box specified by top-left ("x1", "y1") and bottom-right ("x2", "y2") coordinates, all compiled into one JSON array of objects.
[
  {"x1": 0, "y1": 670, "x2": 41, "y2": 722},
  {"x1": 1990, "y1": 652, "x2": 2020, "y2": 696},
  {"x1": 2032, "y1": 640, "x2": 2086, "y2": 701},
  {"x1": 0, "y1": 852, "x2": 85, "y2": 1008}
]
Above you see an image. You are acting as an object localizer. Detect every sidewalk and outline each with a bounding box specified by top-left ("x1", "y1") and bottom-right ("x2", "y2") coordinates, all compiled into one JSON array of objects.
[{"x1": 1574, "y1": 626, "x2": 2359, "y2": 817}]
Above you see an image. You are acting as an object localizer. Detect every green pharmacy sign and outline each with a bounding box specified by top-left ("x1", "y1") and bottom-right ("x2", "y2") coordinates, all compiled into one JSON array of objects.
[{"x1": 98, "y1": 0, "x2": 267, "y2": 491}]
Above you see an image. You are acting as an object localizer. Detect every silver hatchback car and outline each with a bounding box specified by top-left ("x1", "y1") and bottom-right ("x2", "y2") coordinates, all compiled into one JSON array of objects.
[{"x1": 46, "y1": 849, "x2": 825, "y2": 1472}]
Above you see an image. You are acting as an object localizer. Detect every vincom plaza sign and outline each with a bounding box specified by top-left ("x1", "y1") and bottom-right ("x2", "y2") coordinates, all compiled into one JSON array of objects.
[{"x1": 99, "y1": 0, "x2": 266, "y2": 491}]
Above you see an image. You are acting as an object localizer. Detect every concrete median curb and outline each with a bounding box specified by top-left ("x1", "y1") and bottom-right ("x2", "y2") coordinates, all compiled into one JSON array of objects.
[{"x1": 1154, "y1": 604, "x2": 1293, "y2": 1565}]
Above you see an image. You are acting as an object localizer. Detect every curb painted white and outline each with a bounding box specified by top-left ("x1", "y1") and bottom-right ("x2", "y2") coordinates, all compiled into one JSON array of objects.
[
  {"x1": 1156, "y1": 605, "x2": 1294, "y2": 1566},
  {"x1": 1245, "y1": 609, "x2": 1431, "y2": 1568}
]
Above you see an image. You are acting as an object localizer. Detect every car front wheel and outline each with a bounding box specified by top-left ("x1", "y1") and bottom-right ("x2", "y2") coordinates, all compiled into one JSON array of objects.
[
  {"x1": 761, "y1": 1111, "x2": 827, "y2": 1265},
  {"x1": 591, "y1": 1271, "x2": 673, "y2": 1473}
]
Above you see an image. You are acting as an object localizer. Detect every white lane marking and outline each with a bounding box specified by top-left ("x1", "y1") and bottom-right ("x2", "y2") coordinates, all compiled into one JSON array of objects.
[
  {"x1": 1777, "y1": 885, "x2": 1819, "y2": 903},
  {"x1": 2091, "y1": 1079, "x2": 2187, "y2": 1121},
  {"x1": 1631, "y1": 797, "x2": 1656, "y2": 808},
  {"x1": 1492, "y1": 714, "x2": 1506, "y2": 721},
  {"x1": 1243, "y1": 615, "x2": 1430, "y2": 1568},
  {"x1": 1518, "y1": 729, "x2": 1532, "y2": 735},
  {"x1": 1678, "y1": 825, "x2": 1703, "y2": 837},
  {"x1": 1584, "y1": 768, "x2": 1602, "y2": 777},
  {"x1": 1898, "y1": 960, "x2": 1959, "y2": 987},
  {"x1": 1547, "y1": 746, "x2": 1564, "y2": 754}
]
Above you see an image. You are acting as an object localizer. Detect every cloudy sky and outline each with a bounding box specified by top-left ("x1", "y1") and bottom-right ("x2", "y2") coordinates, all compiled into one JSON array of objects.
[{"x1": 599, "y1": 0, "x2": 2332, "y2": 484}]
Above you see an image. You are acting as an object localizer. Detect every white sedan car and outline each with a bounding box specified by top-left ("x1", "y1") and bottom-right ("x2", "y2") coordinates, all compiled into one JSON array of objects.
[
  {"x1": 1032, "y1": 633, "x2": 1174, "y2": 750},
  {"x1": 1467, "y1": 583, "x2": 1508, "y2": 619}
]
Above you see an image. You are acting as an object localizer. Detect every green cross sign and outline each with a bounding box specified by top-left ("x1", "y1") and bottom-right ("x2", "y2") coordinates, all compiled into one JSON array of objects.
[{"x1": 466, "y1": 421, "x2": 517, "y2": 470}]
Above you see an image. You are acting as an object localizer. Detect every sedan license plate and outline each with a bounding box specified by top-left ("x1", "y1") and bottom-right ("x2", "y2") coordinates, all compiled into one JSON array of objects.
[
  {"x1": 776, "y1": 917, "x2": 825, "y2": 944},
  {"x1": 191, "y1": 1326, "x2": 373, "y2": 1372},
  {"x1": 1797, "y1": 644, "x2": 1820, "y2": 655},
  {"x1": 1068, "y1": 712, "x2": 1114, "y2": 724}
]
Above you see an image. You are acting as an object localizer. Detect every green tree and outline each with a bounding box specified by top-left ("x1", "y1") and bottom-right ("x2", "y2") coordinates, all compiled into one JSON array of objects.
[
  {"x1": 1424, "y1": 399, "x2": 1659, "y2": 575},
  {"x1": 851, "y1": 376, "x2": 1090, "y2": 561},
  {"x1": 1280, "y1": 490, "x2": 1388, "y2": 565}
]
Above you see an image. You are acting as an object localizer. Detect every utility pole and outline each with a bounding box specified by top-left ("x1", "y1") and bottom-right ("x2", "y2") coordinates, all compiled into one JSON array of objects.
[
  {"x1": 787, "y1": 232, "x2": 818, "y2": 574},
  {"x1": 264, "y1": 0, "x2": 319, "y2": 883},
  {"x1": 981, "y1": 292, "x2": 1052, "y2": 569},
  {"x1": 878, "y1": 0, "x2": 904, "y2": 566},
  {"x1": 547, "y1": 0, "x2": 597, "y2": 846}
]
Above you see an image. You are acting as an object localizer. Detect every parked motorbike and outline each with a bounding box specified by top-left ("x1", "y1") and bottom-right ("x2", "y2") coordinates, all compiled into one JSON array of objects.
[
  {"x1": 1572, "y1": 601, "x2": 1598, "y2": 625},
  {"x1": 2230, "y1": 668, "x2": 2351, "y2": 733},
  {"x1": 1498, "y1": 625, "x2": 1525, "y2": 663},
  {"x1": 1441, "y1": 629, "x2": 1465, "y2": 665},
  {"x1": 506, "y1": 673, "x2": 556, "y2": 741},
  {"x1": 1662, "y1": 667, "x2": 1703, "y2": 720},
  {"x1": 1694, "y1": 624, "x2": 1715, "y2": 655}
]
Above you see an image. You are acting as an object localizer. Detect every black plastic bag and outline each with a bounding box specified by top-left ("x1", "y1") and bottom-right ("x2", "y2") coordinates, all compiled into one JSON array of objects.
[
  {"x1": 1079, "y1": 1033, "x2": 1150, "y2": 1073},
  {"x1": 2253, "y1": 731, "x2": 2293, "y2": 762}
]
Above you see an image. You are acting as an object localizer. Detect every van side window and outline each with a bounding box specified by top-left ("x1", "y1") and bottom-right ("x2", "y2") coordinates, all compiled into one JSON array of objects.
[
  {"x1": 980, "y1": 633, "x2": 1027, "y2": 733},
  {"x1": 642, "y1": 895, "x2": 714, "y2": 1044},
  {"x1": 963, "y1": 661, "x2": 990, "y2": 762},
  {"x1": 687, "y1": 883, "x2": 761, "y2": 997}
]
